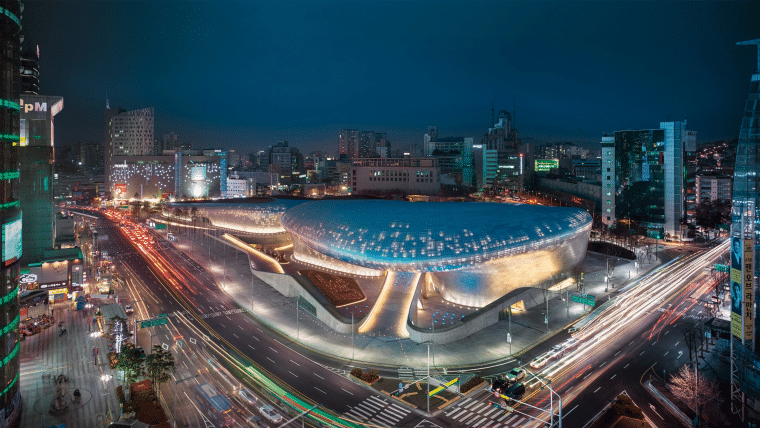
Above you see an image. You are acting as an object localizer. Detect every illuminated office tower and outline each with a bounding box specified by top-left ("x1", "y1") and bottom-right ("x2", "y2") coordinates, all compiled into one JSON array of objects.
[
  {"x1": 105, "y1": 106, "x2": 153, "y2": 193},
  {"x1": 0, "y1": 0, "x2": 24, "y2": 424},
  {"x1": 730, "y1": 38, "x2": 760, "y2": 421}
]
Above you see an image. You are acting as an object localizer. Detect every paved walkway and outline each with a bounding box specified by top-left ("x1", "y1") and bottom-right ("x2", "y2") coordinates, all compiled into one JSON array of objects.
[
  {"x1": 164, "y1": 226, "x2": 663, "y2": 371},
  {"x1": 19, "y1": 302, "x2": 120, "y2": 428}
]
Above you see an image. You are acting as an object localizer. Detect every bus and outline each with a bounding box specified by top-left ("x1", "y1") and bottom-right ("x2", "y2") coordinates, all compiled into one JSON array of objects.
[{"x1": 194, "y1": 383, "x2": 233, "y2": 427}]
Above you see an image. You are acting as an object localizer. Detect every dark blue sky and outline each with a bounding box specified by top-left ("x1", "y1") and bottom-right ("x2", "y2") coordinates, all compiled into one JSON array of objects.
[{"x1": 23, "y1": 1, "x2": 760, "y2": 154}]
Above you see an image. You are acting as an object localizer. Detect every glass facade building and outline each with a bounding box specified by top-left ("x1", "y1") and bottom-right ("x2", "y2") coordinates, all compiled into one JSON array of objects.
[{"x1": 0, "y1": 0, "x2": 23, "y2": 425}]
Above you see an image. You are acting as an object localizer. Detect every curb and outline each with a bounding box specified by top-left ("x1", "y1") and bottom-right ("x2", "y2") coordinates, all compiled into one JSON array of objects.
[{"x1": 644, "y1": 379, "x2": 691, "y2": 427}]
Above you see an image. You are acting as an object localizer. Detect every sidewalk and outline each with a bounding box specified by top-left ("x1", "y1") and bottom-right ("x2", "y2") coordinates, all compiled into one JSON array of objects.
[
  {"x1": 166, "y1": 227, "x2": 662, "y2": 371},
  {"x1": 19, "y1": 302, "x2": 120, "y2": 428}
]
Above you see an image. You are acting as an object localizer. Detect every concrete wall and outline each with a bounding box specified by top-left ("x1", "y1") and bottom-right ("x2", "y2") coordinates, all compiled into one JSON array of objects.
[{"x1": 406, "y1": 287, "x2": 546, "y2": 344}]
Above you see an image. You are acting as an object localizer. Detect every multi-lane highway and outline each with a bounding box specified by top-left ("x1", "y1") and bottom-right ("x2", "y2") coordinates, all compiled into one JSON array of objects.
[{"x1": 72, "y1": 207, "x2": 726, "y2": 428}]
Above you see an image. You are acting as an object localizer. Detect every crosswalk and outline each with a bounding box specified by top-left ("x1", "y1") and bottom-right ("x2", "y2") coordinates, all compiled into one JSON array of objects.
[
  {"x1": 398, "y1": 367, "x2": 416, "y2": 380},
  {"x1": 344, "y1": 395, "x2": 412, "y2": 427},
  {"x1": 443, "y1": 397, "x2": 530, "y2": 427}
]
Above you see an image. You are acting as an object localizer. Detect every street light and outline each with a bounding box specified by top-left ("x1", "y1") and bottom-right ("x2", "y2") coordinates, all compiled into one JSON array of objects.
[
  {"x1": 523, "y1": 369, "x2": 562, "y2": 428},
  {"x1": 173, "y1": 374, "x2": 200, "y2": 428}
]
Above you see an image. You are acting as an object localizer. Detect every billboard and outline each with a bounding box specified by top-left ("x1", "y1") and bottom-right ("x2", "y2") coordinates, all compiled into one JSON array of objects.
[
  {"x1": 535, "y1": 159, "x2": 559, "y2": 172},
  {"x1": 744, "y1": 239, "x2": 755, "y2": 341},
  {"x1": 2, "y1": 218, "x2": 22, "y2": 266},
  {"x1": 191, "y1": 165, "x2": 207, "y2": 182},
  {"x1": 114, "y1": 183, "x2": 127, "y2": 198},
  {"x1": 732, "y1": 236, "x2": 744, "y2": 338}
]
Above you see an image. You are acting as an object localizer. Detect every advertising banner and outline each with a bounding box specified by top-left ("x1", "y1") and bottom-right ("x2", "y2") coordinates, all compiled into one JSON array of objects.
[
  {"x1": 2, "y1": 218, "x2": 22, "y2": 266},
  {"x1": 744, "y1": 239, "x2": 755, "y2": 341},
  {"x1": 114, "y1": 183, "x2": 127, "y2": 198},
  {"x1": 731, "y1": 236, "x2": 743, "y2": 338}
]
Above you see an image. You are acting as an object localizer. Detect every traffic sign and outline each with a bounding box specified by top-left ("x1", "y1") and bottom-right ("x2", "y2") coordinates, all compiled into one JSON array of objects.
[
  {"x1": 140, "y1": 318, "x2": 169, "y2": 328},
  {"x1": 572, "y1": 293, "x2": 596, "y2": 306},
  {"x1": 158, "y1": 313, "x2": 168, "y2": 318}
]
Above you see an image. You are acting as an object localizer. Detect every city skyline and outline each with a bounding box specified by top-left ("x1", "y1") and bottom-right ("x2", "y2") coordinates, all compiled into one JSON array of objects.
[{"x1": 22, "y1": 1, "x2": 760, "y2": 154}]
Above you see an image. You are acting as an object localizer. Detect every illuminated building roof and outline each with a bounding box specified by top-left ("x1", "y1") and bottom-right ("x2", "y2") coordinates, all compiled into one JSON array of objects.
[{"x1": 282, "y1": 200, "x2": 592, "y2": 271}]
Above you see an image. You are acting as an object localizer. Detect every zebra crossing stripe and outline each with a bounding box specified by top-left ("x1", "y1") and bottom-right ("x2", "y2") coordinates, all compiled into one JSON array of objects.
[
  {"x1": 497, "y1": 413, "x2": 510, "y2": 421},
  {"x1": 347, "y1": 407, "x2": 372, "y2": 419},
  {"x1": 360, "y1": 400, "x2": 383, "y2": 411},
  {"x1": 368, "y1": 395, "x2": 388, "y2": 406},
  {"x1": 383, "y1": 406, "x2": 407, "y2": 419},
  {"x1": 374, "y1": 413, "x2": 399, "y2": 426},
  {"x1": 388, "y1": 403, "x2": 409, "y2": 414},
  {"x1": 505, "y1": 414, "x2": 519, "y2": 424},
  {"x1": 464, "y1": 399, "x2": 480, "y2": 409},
  {"x1": 482, "y1": 406, "x2": 500, "y2": 418},
  {"x1": 454, "y1": 410, "x2": 472, "y2": 421},
  {"x1": 449, "y1": 408, "x2": 468, "y2": 419}
]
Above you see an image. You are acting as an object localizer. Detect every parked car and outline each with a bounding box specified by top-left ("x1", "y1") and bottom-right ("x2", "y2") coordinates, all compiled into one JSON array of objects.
[
  {"x1": 505, "y1": 367, "x2": 526, "y2": 384},
  {"x1": 504, "y1": 382, "x2": 526, "y2": 400},
  {"x1": 124, "y1": 304, "x2": 134, "y2": 315},
  {"x1": 245, "y1": 415, "x2": 266, "y2": 427},
  {"x1": 239, "y1": 387, "x2": 258, "y2": 405},
  {"x1": 259, "y1": 404, "x2": 282, "y2": 424},
  {"x1": 530, "y1": 354, "x2": 550, "y2": 369}
]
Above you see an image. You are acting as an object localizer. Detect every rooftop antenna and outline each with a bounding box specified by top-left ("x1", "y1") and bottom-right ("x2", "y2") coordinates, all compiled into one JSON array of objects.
[{"x1": 737, "y1": 38, "x2": 760, "y2": 73}]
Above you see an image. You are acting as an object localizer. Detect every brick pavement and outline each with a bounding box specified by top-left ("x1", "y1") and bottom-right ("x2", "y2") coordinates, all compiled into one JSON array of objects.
[{"x1": 19, "y1": 302, "x2": 120, "y2": 428}]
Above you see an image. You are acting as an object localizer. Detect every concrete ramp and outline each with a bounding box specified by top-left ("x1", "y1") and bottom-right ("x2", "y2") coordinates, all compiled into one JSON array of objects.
[{"x1": 358, "y1": 271, "x2": 420, "y2": 338}]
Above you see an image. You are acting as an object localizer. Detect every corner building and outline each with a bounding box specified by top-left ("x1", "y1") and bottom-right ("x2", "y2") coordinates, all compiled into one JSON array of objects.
[{"x1": 0, "y1": 0, "x2": 24, "y2": 425}]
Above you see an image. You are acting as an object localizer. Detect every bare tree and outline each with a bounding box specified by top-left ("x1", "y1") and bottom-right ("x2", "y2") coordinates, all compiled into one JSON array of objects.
[
  {"x1": 668, "y1": 365, "x2": 721, "y2": 422},
  {"x1": 680, "y1": 322, "x2": 703, "y2": 362}
]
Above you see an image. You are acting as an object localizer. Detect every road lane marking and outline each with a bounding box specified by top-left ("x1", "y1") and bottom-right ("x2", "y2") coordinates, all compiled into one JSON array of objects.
[
  {"x1": 233, "y1": 333, "x2": 239, "y2": 339},
  {"x1": 674, "y1": 341, "x2": 679, "y2": 346},
  {"x1": 247, "y1": 344, "x2": 255, "y2": 351},
  {"x1": 314, "y1": 373, "x2": 324, "y2": 380},
  {"x1": 664, "y1": 330, "x2": 670, "y2": 335},
  {"x1": 565, "y1": 404, "x2": 579, "y2": 416},
  {"x1": 629, "y1": 340, "x2": 635, "y2": 346},
  {"x1": 664, "y1": 351, "x2": 669, "y2": 356},
  {"x1": 599, "y1": 362, "x2": 607, "y2": 368},
  {"x1": 269, "y1": 347, "x2": 278, "y2": 353},
  {"x1": 314, "y1": 386, "x2": 326, "y2": 394},
  {"x1": 593, "y1": 387, "x2": 601, "y2": 393},
  {"x1": 651, "y1": 341, "x2": 657, "y2": 345},
  {"x1": 289, "y1": 371, "x2": 298, "y2": 377},
  {"x1": 583, "y1": 373, "x2": 592, "y2": 380},
  {"x1": 289, "y1": 359, "x2": 300, "y2": 366},
  {"x1": 341, "y1": 388, "x2": 354, "y2": 395},
  {"x1": 624, "y1": 363, "x2": 630, "y2": 368},
  {"x1": 266, "y1": 357, "x2": 275, "y2": 363},
  {"x1": 252, "y1": 335, "x2": 259, "y2": 341},
  {"x1": 614, "y1": 351, "x2": 620, "y2": 356},
  {"x1": 610, "y1": 374, "x2": 616, "y2": 380},
  {"x1": 639, "y1": 351, "x2": 645, "y2": 356}
]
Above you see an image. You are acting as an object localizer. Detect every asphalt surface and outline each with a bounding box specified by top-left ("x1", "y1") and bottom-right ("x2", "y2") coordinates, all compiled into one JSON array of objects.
[{"x1": 73, "y1": 208, "x2": 726, "y2": 428}]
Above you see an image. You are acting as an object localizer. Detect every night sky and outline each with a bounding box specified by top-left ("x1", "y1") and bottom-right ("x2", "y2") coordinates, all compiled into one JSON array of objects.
[{"x1": 22, "y1": 1, "x2": 760, "y2": 155}]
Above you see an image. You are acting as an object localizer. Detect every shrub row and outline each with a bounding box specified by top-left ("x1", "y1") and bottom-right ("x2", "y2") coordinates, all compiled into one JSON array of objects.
[
  {"x1": 460, "y1": 376, "x2": 484, "y2": 394},
  {"x1": 350, "y1": 368, "x2": 380, "y2": 384}
]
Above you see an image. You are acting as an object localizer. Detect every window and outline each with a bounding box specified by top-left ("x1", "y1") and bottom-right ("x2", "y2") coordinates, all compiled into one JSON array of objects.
[
  {"x1": 606, "y1": 168, "x2": 610, "y2": 172},
  {"x1": 606, "y1": 208, "x2": 611, "y2": 213},
  {"x1": 606, "y1": 192, "x2": 611, "y2": 196},
  {"x1": 607, "y1": 200, "x2": 611, "y2": 205},
  {"x1": 607, "y1": 176, "x2": 611, "y2": 180}
]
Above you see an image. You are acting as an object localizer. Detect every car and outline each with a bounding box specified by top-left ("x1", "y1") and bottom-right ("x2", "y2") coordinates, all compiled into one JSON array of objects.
[
  {"x1": 489, "y1": 378, "x2": 509, "y2": 394},
  {"x1": 124, "y1": 304, "x2": 134, "y2": 315},
  {"x1": 561, "y1": 338, "x2": 579, "y2": 351},
  {"x1": 505, "y1": 367, "x2": 526, "y2": 383},
  {"x1": 504, "y1": 382, "x2": 526, "y2": 400},
  {"x1": 529, "y1": 355, "x2": 550, "y2": 369},
  {"x1": 258, "y1": 404, "x2": 282, "y2": 424},
  {"x1": 239, "y1": 387, "x2": 258, "y2": 405},
  {"x1": 567, "y1": 326, "x2": 579, "y2": 334},
  {"x1": 245, "y1": 415, "x2": 266, "y2": 427}
]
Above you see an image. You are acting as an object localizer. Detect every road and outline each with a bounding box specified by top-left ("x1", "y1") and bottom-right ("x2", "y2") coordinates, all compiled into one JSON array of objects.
[{"x1": 72, "y1": 207, "x2": 726, "y2": 428}]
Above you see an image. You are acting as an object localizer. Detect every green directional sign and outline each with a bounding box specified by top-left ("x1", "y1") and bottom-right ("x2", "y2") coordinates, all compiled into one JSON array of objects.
[
  {"x1": 572, "y1": 293, "x2": 596, "y2": 306},
  {"x1": 714, "y1": 264, "x2": 728, "y2": 273},
  {"x1": 140, "y1": 318, "x2": 169, "y2": 328},
  {"x1": 158, "y1": 313, "x2": 168, "y2": 318}
]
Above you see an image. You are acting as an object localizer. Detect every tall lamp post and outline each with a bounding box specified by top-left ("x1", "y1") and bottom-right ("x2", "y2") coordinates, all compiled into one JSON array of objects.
[
  {"x1": 173, "y1": 374, "x2": 200, "y2": 428},
  {"x1": 524, "y1": 369, "x2": 562, "y2": 428}
]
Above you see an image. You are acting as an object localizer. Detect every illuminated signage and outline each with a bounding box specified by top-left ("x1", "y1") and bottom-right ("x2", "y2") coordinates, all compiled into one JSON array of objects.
[
  {"x1": 744, "y1": 239, "x2": 755, "y2": 341},
  {"x1": 731, "y1": 236, "x2": 743, "y2": 339},
  {"x1": 19, "y1": 99, "x2": 47, "y2": 113},
  {"x1": 535, "y1": 159, "x2": 559, "y2": 172},
  {"x1": 19, "y1": 274, "x2": 37, "y2": 284},
  {"x1": 48, "y1": 287, "x2": 68, "y2": 295},
  {"x1": 2, "y1": 218, "x2": 22, "y2": 266},
  {"x1": 114, "y1": 183, "x2": 127, "y2": 197}
]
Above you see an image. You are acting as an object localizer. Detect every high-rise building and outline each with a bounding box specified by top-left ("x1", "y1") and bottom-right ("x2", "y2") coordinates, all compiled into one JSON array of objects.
[
  {"x1": 105, "y1": 106, "x2": 153, "y2": 194},
  {"x1": 695, "y1": 175, "x2": 732, "y2": 205},
  {"x1": 661, "y1": 121, "x2": 694, "y2": 238},
  {"x1": 19, "y1": 95, "x2": 63, "y2": 264},
  {"x1": 0, "y1": 1, "x2": 24, "y2": 424},
  {"x1": 472, "y1": 144, "x2": 498, "y2": 190},
  {"x1": 19, "y1": 48, "x2": 38, "y2": 95},
  {"x1": 267, "y1": 141, "x2": 303, "y2": 182},
  {"x1": 422, "y1": 135, "x2": 474, "y2": 186},
  {"x1": 358, "y1": 131, "x2": 376, "y2": 158},
  {"x1": 339, "y1": 129, "x2": 359, "y2": 159},
  {"x1": 730, "y1": 38, "x2": 760, "y2": 421}
]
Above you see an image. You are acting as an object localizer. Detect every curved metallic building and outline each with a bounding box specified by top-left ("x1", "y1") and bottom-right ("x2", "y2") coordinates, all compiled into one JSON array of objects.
[
  {"x1": 282, "y1": 200, "x2": 591, "y2": 307},
  {"x1": 167, "y1": 198, "x2": 308, "y2": 234}
]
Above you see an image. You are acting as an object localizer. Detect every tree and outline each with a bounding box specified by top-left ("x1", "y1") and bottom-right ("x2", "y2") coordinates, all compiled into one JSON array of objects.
[
  {"x1": 680, "y1": 322, "x2": 703, "y2": 362},
  {"x1": 134, "y1": 192, "x2": 140, "y2": 200},
  {"x1": 668, "y1": 365, "x2": 721, "y2": 421},
  {"x1": 115, "y1": 342, "x2": 145, "y2": 386},
  {"x1": 145, "y1": 345, "x2": 175, "y2": 394}
]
